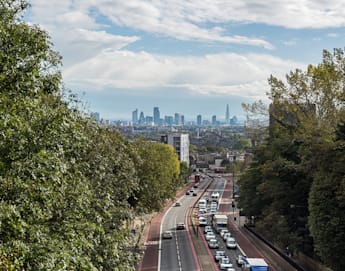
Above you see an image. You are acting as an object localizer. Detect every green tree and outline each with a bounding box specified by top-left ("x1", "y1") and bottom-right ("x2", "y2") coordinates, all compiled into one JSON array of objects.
[
  {"x1": 132, "y1": 141, "x2": 181, "y2": 212},
  {"x1": 240, "y1": 48, "x2": 345, "y2": 262},
  {"x1": 309, "y1": 122, "x2": 345, "y2": 271},
  {"x1": 1, "y1": 1, "x2": 140, "y2": 270}
]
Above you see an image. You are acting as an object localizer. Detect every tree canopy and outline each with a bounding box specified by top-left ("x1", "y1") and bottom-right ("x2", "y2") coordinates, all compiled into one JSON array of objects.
[
  {"x1": 0, "y1": 1, "x2": 185, "y2": 270},
  {"x1": 239, "y1": 48, "x2": 345, "y2": 270}
]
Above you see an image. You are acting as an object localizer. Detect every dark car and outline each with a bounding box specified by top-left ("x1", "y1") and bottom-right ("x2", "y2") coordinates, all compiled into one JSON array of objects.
[
  {"x1": 176, "y1": 222, "x2": 185, "y2": 230},
  {"x1": 192, "y1": 192, "x2": 197, "y2": 196},
  {"x1": 185, "y1": 191, "x2": 190, "y2": 195}
]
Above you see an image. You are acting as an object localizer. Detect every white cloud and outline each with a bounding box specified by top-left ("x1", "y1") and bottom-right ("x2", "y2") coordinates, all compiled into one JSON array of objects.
[{"x1": 63, "y1": 50, "x2": 305, "y2": 101}]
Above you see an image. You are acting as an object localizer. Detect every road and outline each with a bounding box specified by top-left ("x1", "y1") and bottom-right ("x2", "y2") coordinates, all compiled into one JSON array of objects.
[{"x1": 159, "y1": 179, "x2": 210, "y2": 271}]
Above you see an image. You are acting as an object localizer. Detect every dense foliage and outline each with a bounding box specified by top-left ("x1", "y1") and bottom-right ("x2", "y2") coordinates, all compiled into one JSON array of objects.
[
  {"x1": 0, "y1": 1, "x2": 182, "y2": 270},
  {"x1": 239, "y1": 49, "x2": 345, "y2": 270}
]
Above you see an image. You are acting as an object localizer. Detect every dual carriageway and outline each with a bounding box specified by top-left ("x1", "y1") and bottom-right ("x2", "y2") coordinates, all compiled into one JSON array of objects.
[{"x1": 139, "y1": 174, "x2": 298, "y2": 271}]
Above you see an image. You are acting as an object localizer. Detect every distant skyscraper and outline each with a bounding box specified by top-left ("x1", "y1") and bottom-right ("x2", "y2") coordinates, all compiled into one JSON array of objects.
[
  {"x1": 153, "y1": 107, "x2": 160, "y2": 125},
  {"x1": 212, "y1": 115, "x2": 217, "y2": 125},
  {"x1": 181, "y1": 115, "x2": 185, "y2": 126},
  {"x1": 197, "y1": 114, "x2": 202, "y2": 126},
  {"x1": 132, "y1": 109, "x2": 138, "y2": 124},
  {"x1": 165, "y1": 116, "x2": 174, "y2": 126},
  {"x1": 174, "y1": 113, "x2": 181, "y2": 125},
  {"x1": 225, "y1": 104, "x2": 230, "y2": 124},
  {"x1": 139, "y1": 111, "x2": 145, "y2": 125}
]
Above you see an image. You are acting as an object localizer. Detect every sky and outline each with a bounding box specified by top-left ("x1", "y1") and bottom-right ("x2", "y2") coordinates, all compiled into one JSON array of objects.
[{"x1": 24, "y1": 0, "x2": 345, "y2": 121}]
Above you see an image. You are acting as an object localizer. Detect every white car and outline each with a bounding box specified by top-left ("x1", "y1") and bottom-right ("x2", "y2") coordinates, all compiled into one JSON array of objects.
[
  {"x1": 219, "y1": 257, "x2": 233, "y2": 270},
  {"x1": 204, "y1": 225, "x2": 213, "y2": 234},
  {"x1": 205, "y1": 231, "x2": 216, "y2": 241},
  {"x1": 226, "y1": 237, "x2": 237, "y2": 249},
  {"x1": 220, "y1": 229, "x2": 229, "y2": 238},
  {"x1": 214, "y1": 250, "x2": 226, "y2": 262},
  {"x1": 236, "y1": 255, "x2": 247, "y2": 266},
  {"x1": 199, "y1": 216, "x2": 207, "y2": 226},
  {"x1": 208, "y1": 238, "x2": 219, "y2": 249},
  {"x1": 162, "y1": 231, "x2": 173, "y2": 239},
  {"x1": 223, "y1": 232, "x2": 232, "y2": 241},
  {"x1": 199, "y1": 207, "x2": 207, "y2": 214}
]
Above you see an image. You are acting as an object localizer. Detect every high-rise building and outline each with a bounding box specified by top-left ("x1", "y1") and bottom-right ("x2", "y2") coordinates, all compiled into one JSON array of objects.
[
  {"x1": 132, "y1": 109, "x2": 138, "y2": 124},
  {"x1": 145, "y1": 116, "x2": 153, "y2": 125},
  {"x1": 197, "y1": 114, "x2": 202, "y2": 126},
  {"x1": 161, "y1": 133, "x2": 190, "y2": 166},
  {"x1": 174, "y1": 113, "x2": 181, "y2": 125},
  {"x1": 165, "y1": 116, "x2": 174, "y2": 126},
  {"x1": 139, "y1": 111, "x2": 145, "y2": 125},
  {"x1": 225, "y1": 104, "x2": 230, "y2": 124},
  {"x1": 212, "y1": 115, "x2": 217, "y2": 125},
  {"x1": 153, "y1": 107, "x2": 160, "y2": 125}
]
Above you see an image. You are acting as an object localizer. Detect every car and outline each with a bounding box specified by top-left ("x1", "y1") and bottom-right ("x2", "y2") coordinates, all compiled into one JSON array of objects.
[
  {"x1": 223, "y1": 232, "x2": 232, "y2": 241},
  {"x1": 193, "y1": 184, "x2": 198, "y2": 188},
  {"x1": 220, "y1": 229, "x2": 229, "y2": 238},
  {"x1": 192, "y1": 192, "x2": 197, "y2": 196},
  {"x1": 198, "y1": 207, "x2": 207, "y2": 214},
  {"x1": 162, "y1": 230, "x2": 173, "y2": 239},
  {"x1": 214, "y1": 250, "x2": 226, "y2": 262},
  {"x1": 176, "y1": 222, "x2": 185, "y2": 230},
  {"x1": 205, "y1": 231, "x2": 216, "y2": 240},
  {"x1": 204, "y1": 225, "x2": 213, "y2": 234},
  {"x1": 226, "y1": 268, "x2": 235, "y2": 271},
  {"x1": 236, "y1": 255, "x2": 247, "y2": 266},
  {"x1": 174, "y1": 202, "x2": 181, "y2": 207},
  {"x1": 210, "y1": 207, "x2": 217, "y2": 214},
  {"x1": 219, "y1": 257, "x2": 233, "y2": 270},
  {"x1": 199, "y1": 216, "x2": 207, "y2": 226},
  {"x1": 226, "y1": 237, "x2": 237, "y2": 249},
  {"x1": 208, "y1": 238, "x2": 219, "y2": 249},
  {"x1": 185, "y1": 191, "x2": 190, "y2": 195}
]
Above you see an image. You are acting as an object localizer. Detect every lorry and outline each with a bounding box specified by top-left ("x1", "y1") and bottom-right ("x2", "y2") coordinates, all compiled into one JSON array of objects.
[
  {"x1": 212, "y1": 214, "x2": 228, "y2": 233},
  {"x1": 241, "y1": 258, "x2": 269, "y2": 271}
]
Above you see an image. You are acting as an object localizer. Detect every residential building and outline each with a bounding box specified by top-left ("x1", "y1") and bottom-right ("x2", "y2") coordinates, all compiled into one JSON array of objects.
[{"x1": 161, "y1": 133, "x2": 190, "y2": 166}]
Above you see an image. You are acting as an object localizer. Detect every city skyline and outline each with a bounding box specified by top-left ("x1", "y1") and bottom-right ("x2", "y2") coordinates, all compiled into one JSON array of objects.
[
  {"x1": 24, "y1": 1, "x2": 345, "y2": 120},
  {"x1": 130, "y1": 104, "x2": 238, "y2": 123}
]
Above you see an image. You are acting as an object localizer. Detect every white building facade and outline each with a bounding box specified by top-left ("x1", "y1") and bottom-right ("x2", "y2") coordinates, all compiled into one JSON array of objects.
[{"x1": 165, "y1": 133, "x2": 190, "y2": 166}]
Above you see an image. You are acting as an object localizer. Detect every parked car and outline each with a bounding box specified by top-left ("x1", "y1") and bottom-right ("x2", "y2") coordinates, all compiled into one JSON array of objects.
[
  {"x1": 176, "y1": 222, "x2": 185, "y2": 230},
  {"x1": 205, "y1": 231, "x2": 216, "y2": 241},
  {"x1": 199, "y1": 216, "x2": 207, "y2": 226},
  {"x1": 226, "y1": 237, "x2": 237, "y2": 249},
  {"x1": 208, "y1": 238, "x2": 219, "y2": 249},
  {"x1": 174, "y1": 202, "x2": 181, "y2": 207},
  {"x1": 219, "y1": 257, "x2": 233, "y2": 270},
  {"x1": 162, "y1": 231, "x2": 173, "y2": 239},
  {"x1": 192, "y1": 192, "x2": 197, "y2": 196},
  {"x1": 214, "y1": 250, "x2": 226, "y2": 262},
  {"x1": 185, "y1": 191, "x2": 190, "y2": 195}
]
